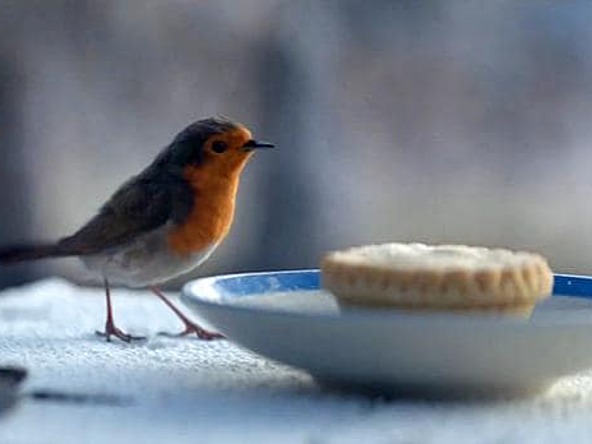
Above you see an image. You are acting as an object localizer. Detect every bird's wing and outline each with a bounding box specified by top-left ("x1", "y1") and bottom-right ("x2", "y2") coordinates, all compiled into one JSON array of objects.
[{"x1": 57, "y1": 176, "x2": 193, "y2": 256}]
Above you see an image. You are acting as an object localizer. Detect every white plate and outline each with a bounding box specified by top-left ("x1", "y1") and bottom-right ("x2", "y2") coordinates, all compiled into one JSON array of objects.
[{"x1": 182, "y1": 270, "x2": 592, "y2": 397}]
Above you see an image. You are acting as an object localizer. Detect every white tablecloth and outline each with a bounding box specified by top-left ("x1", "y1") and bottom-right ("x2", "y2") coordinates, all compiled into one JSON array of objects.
[{"x1": 1, "y1": 278, "x2": 592, "y2": 443}]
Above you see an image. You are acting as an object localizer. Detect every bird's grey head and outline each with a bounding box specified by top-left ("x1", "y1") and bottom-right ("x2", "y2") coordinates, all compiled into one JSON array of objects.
[
  {"x1": 167, "y1": 116, "x2": 242, "y2": 165},
  {"x1": 149, "y1": 116, "x2": 241, "y2": 172},
  {"x1": 149, "y1": 116, "x2": 274, "y2": 177}
]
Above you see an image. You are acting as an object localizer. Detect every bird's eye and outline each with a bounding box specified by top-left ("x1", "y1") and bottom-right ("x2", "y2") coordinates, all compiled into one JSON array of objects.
[{"x1": 211, "y1": 141, "x2": 228, "y2": 154}]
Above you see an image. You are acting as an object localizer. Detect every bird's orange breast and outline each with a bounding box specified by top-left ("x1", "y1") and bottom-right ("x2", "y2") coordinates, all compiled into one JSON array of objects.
[{"x1": 167, "y1": 165, "x2": 242, "y2": 256}]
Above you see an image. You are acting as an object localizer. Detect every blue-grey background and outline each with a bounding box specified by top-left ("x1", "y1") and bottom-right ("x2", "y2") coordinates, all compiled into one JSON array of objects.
[{"x1": 0, "y1": 1, "x2": 591, "y2": 288}]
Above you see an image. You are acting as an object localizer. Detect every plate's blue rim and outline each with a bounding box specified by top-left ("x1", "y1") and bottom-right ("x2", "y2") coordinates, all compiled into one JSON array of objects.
[
  {"x1": 552, "y1": 274, "x2": 592, "y2": 298},
  {"x1": 181, "y1": 270, "x2": 592, "y2": 326},
  {"x1": 183, "y1": 269, "x2": 591, "y2": 297}
]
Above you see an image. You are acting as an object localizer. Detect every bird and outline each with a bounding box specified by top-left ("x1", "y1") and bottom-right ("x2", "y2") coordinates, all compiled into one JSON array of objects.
[{"x1": 0, "y1": 116, "x2": 274, "y2": 342}]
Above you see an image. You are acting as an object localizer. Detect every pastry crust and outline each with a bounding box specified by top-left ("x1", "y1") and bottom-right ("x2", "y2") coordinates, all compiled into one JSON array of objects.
[{"x1": 321, "y1": 243, "x2": 553, "y2": 314}]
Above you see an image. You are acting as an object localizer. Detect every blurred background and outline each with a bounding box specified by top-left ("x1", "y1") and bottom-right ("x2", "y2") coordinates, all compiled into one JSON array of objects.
[{"x1": 0, "y1": 0, "x2": 592, "y2": 289}]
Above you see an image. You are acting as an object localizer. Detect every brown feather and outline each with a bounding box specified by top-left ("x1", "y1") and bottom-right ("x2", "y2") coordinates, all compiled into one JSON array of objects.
[{"x1": 0, "y1": 243, "x2": 65, "y2": 263}]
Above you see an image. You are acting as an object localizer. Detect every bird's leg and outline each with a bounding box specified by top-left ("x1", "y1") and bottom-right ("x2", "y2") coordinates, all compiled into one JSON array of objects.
[
  {"x1": 149, "y1": 286, "x2": 224, "y2": 340},
  {"x1": 95, "y1": 278, "x2": 145, "y2": 342}
]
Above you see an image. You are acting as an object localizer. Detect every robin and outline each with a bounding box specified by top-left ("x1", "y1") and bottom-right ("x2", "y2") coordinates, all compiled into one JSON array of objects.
[{"x1": 0, "y1": 116, "x2": 274, "y2": 342}]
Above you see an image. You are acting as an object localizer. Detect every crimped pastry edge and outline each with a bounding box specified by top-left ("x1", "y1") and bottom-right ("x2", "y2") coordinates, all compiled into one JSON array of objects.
[{"x1": 321, "y1": 244, "x2": 553, "y2": 309}]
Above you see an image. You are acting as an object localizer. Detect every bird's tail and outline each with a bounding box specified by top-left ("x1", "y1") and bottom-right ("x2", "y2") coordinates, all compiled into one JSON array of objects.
[{"x1": 0, "y1": 243, "x2": 69, "y2": 264}]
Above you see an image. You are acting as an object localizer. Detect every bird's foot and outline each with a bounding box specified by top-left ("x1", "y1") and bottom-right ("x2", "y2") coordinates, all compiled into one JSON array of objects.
[
  {"x1": 158, "y1": 321, "x2": 224, "y2": 340},
  {"x1": 95, "y1": 324, "x2": 146, "y2": 343},
  {"x1": 97, "y1": 278, "x2": 146, "y2": 343},
  {"x1": 149, "y1": 286, "x2": 224, "y2": 340}
]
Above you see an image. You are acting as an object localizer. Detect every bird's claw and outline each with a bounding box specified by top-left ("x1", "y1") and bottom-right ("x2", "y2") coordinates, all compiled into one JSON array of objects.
[
  {"x1": 95, "y1": 327, "x2": 146, "y2": 343},
  {"x1": 158, "y1": 324, "x2": 224, "y2": 340}
]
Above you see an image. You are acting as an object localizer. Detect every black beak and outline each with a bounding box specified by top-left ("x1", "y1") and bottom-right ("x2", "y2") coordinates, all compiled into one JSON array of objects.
[{"x1": 242, "y1": 139, "x2": 275, "y2": 151}]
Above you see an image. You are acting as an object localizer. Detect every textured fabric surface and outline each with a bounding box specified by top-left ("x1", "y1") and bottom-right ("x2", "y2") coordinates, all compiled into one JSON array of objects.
[{"x1": 0, "y1": 279, "x2": 592, "y2": 443}]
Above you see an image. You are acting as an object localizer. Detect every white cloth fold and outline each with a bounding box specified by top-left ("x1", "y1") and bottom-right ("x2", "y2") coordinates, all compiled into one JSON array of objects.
[{"x1": 0, "y1": 278, "x2": 592, "y2": 443}]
